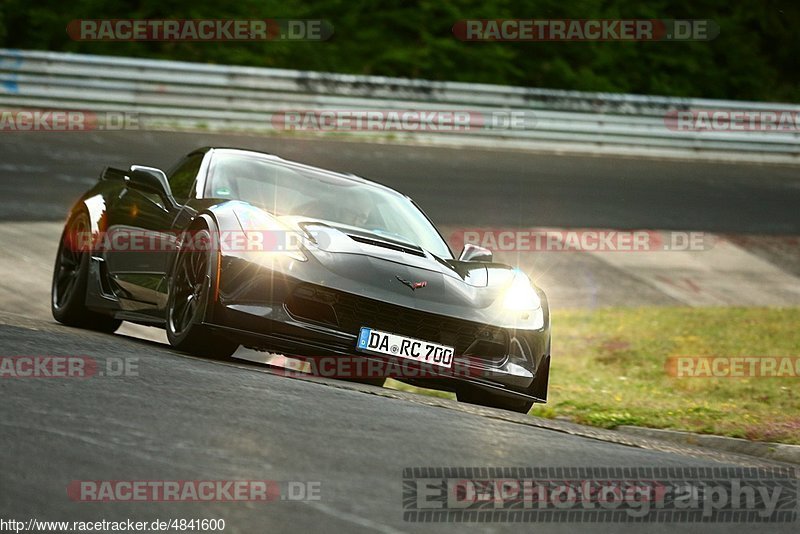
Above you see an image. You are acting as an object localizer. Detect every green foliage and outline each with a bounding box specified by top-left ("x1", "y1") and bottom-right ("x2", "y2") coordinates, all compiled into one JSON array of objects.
[{"x1": 1, "y1": 0, "x2": 798, "y2": 101}]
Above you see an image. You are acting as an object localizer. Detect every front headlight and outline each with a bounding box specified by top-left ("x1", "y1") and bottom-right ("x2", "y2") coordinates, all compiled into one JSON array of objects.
[
  {"x1": 503, "y1": 273, "x2": 544, "y2": 329},
  {"x1": 503, "y1": 272, "x2": 542, "y2": 311},
  {"x1": 232, "y1": 205, "x2": 307, "y2": 262}
]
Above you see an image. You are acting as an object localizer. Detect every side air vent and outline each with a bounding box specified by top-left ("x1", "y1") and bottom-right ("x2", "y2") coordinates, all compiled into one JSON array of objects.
[
  {"x1": 285, "y1": 285, "x2": 339, "y2": 326},
  {"x1": 347, "y1": 234, "x2": 425, "y2": 257},
  {"x1": 462, "y1": 339, "x2": 507, "y2": 363}
]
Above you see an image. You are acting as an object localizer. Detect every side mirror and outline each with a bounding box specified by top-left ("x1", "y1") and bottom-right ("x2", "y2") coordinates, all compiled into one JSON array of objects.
[
  {"x1": 126, "y1": 165, "x2": 177, "y2": 209},
  {"x1": 458, "y1": 243, "x2": 493, "y2": 262}
]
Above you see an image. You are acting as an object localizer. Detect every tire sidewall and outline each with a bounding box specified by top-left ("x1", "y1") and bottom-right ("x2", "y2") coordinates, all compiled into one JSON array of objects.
[{"x1": 51, "y1": 212, "x2": 90, "y2": 322}]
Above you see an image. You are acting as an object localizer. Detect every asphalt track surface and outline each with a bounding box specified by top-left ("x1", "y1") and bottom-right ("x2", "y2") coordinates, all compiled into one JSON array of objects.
[
  {"x1": 1, "y1": 131, "x2": 800, "y2": 233},
  {"x1": 1, "y1": 131, "x2": 799, "y2": 533},
  {"x1": 1, "y1": 315, "x2": 796, "y2": 534}
]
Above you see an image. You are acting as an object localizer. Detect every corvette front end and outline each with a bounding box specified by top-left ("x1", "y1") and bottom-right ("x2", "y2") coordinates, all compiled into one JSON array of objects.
[{"x1": 206, "y1": 204, "x2": 550, "y2": 406}]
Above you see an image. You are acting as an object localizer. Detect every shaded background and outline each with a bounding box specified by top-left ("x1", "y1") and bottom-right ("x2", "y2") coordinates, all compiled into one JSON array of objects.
[{"x1": 1, "y1": 0, "x2": 798, "y2": 102}]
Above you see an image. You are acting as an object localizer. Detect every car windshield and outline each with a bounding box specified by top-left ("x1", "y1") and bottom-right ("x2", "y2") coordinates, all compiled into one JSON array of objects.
[{"x1": 206, "y1": 152, "x2": 452, "y2": 258}]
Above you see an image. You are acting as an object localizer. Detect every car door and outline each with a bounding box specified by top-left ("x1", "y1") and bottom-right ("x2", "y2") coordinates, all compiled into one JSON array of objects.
[{"x1": 103, "y1": 153, "x2": 204, "y2": 312}]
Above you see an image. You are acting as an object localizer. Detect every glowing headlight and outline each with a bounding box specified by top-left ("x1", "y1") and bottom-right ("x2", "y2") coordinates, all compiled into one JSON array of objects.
[
  {"x1": 232, "y1": 205, "x2": 307, "y2": 262},
  {"x1": 503, "y1": 273, "x2": 541, "y2": 311}
]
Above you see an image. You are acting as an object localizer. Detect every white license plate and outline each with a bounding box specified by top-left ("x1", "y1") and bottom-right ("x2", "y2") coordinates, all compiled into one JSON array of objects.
[{"x1": 356, "y1": 327, "x2": 454, "y2": 369}]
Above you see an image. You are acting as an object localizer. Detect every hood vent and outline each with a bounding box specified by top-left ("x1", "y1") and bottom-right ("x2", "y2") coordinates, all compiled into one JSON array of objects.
[{"x1": 347, "y1": 234, "x2": 426, "y2": 257}]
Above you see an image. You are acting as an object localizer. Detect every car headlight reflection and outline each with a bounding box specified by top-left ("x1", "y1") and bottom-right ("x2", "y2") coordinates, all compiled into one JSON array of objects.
[
  {"x1": 232, "y1": 206, "x2": 308, "y2": 262},
  {"x1": 503, "y1": 273, "x2": 542, "y2": 311},
  {"x1": 503, "y1": 274, "x2": 545, "y2": 329}
]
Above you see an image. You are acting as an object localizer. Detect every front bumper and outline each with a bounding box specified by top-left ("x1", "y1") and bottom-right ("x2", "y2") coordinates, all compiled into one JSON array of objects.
[{"x1": 209, "y1": 257, "x2": 550, "y2": 402}]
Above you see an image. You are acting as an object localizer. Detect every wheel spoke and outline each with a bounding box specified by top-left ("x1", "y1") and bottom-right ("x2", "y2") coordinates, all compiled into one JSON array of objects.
[
  {"x1": 192, "y1": 251, "x2": 205, "y2": 280},
  {"x1": 63, "y1": 275, "x2": 76, "y2": 296},
  {"x1": 187, "y1": 295, "x2": 198, "y2": 318},
  {"x1": 181, "y1": 257, "x2": 192, "y2": 285},
  {"x1": 56, "y1": 265, "x2": 70, "y2": 285},
  {"x1": 58, "y1": 274, "x2": 76, "y2": 306},
  {"x1": 190, "y1": 252, "x2": 198, "y2": 279},
  {"x1": 178, "y1": 294, "x2": 195, "y2": 330},
  {"x1": 56, "y1": 277, "x2": 68, "y2": 302},
  {"x1": 61, "y1": 252, "x2": 76, "y2": 269}
]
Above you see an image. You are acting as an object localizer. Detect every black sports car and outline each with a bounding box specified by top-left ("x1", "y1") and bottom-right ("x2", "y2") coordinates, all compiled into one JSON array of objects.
[{"x1": 52, "y1": 147, "x2": 550, "y2": 412}]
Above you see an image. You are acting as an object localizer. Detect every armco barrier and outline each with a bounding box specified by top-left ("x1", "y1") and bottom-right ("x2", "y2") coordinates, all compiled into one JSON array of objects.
[{"x1": 1, "y1": 49, "x2": 798, "y2": 163}]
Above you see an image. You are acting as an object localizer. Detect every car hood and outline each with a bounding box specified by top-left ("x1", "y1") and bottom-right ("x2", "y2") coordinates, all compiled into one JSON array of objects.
[
  {"x1": 214, "y1": 201, "x2": 542, "y2": 323},
  {"x1": 291, "y1": 218, "x2": 517, "y2": 309}
]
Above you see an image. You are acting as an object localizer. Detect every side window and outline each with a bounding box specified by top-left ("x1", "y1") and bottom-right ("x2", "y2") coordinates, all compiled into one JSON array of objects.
[{"x1": 167, "y1": 154, "x2": 204, "y2": 202}]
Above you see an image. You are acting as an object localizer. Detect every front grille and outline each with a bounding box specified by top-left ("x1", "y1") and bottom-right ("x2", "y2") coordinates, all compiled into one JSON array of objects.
[{"x1": 286, "y1": 284, "x2": 508, "y2": 359}]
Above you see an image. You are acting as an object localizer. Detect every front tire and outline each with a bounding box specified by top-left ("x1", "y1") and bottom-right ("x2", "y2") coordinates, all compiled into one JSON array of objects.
[
  {"x1": 51, "y1": 211, "x2": 121, "y2": 333},
  {"x1": 166, "y1": 225, "x2": 238, "y2": 359}
]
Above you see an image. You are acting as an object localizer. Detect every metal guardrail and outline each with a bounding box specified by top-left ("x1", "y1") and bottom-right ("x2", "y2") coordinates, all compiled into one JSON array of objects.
[{"x1": 1, "y1": 48, "x2": 798, "y2": 163}]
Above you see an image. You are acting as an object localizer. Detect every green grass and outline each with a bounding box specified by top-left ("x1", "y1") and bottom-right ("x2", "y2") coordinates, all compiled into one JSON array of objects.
[{"x1": 388, "y1": 307, "x2": 800, "y2": 445}]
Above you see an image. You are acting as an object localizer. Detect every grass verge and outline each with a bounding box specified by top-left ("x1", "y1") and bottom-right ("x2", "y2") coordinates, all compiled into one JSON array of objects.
[{"x1": 387, "y1": 307, "x2": 800, "y2": 445}]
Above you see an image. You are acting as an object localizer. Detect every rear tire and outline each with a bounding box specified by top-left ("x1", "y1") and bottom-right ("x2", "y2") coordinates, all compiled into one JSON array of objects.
[
  {"x1": 457, "y1": 387, "x2": 534, "y2": 414},
  {"x1": 51, "y1": 211, "x2": 121, "y2": 333},
  {"x1": 166, "y1": 224, "x2": 238, "y2": 359}
]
